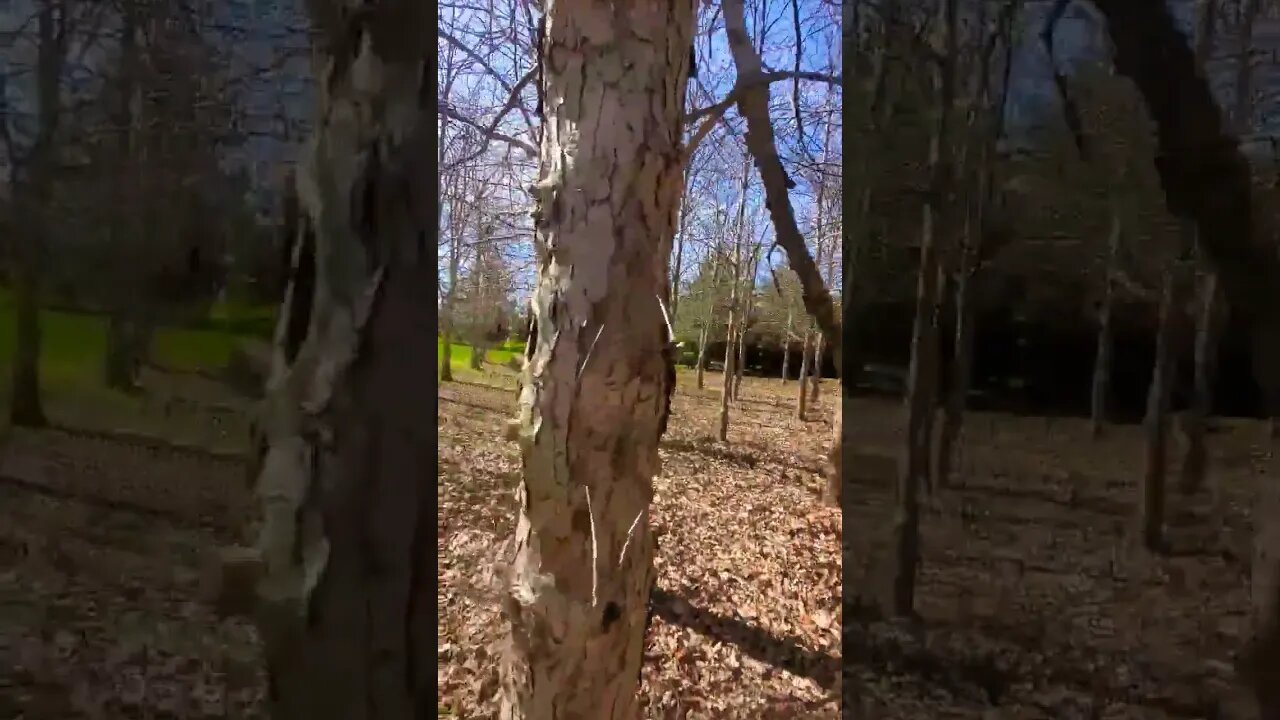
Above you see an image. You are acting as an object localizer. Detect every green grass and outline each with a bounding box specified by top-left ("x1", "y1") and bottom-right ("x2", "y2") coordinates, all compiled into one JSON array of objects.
[
  {"x1": 437, "y1": 338, "x2": 524, "y2": 372},
  {"x1": 0, "y1": 293, "x2": 258, "y2": 404}
]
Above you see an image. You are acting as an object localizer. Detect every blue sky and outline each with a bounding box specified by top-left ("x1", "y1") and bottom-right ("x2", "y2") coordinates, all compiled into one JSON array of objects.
[{"x1": 437, "y1": 0, "x2": 842, "y2": 304}]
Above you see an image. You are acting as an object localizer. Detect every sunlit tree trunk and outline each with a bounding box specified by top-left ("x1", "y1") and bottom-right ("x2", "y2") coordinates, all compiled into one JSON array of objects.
[
  {"x1": 439, "y1": 175, "x2": 465, "y2": 383},
  {"x1": 780, "y1": 309, "x2": 792, "y2": 381},
  {"x1": 719, "y1": 155, "x2": 751, "y2": 437},
  {"x1": 242, "y1": 2, "x2": 433, "y2": 717},
  {"x1": 671, "y1": 190, "x2": 689, "y2": 323},
  {"x1": 500, "y1": 2, "x2": 694, "y2": 716},
  {"x1": 796, "y1": 329, "x2": 811, "y2": 420},
  {"x1": 733, "y1": 322, "x2": 746, "y2": 399},
  {"x1": 695, "y1": 324, "x2": 709, "y2": 389},
  {"x1": 808, "y1": 336, "x2": 822, "y2": 405},
  {"x1": 721, "y1": 302, "x2": 742, "y2": 438}
]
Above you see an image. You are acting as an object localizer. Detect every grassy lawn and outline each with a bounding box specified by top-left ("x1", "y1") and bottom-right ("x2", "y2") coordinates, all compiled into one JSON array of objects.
[
  {"x1": 0, "y1": 294, "x2": 269, "y2": 441},
  {"x1": 438, "y1": 338, "x2": 524, "y2": 374}
]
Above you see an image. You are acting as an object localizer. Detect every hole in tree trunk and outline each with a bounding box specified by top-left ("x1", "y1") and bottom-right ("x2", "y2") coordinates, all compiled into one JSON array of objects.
[{"x1": 602, "y1": 601, "x2": 621, "y2": 631}]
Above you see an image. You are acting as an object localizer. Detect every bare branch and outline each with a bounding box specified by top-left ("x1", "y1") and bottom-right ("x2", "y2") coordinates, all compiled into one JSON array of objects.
[
  {"x1": 684, "y1": 70, "x2": 840, "y2": 159},
  {"x1": 440, "y1": 66, "x2": 539, "y2": 169}
]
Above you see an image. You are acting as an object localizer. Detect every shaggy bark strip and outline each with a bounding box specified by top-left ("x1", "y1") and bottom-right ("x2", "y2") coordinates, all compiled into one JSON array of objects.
[
  {"x1": 237, "y1": 2, "x2": 432, "y2": 718},
  {"x1": 499, "y1": 2, "x2": 695, "y2": 717}
]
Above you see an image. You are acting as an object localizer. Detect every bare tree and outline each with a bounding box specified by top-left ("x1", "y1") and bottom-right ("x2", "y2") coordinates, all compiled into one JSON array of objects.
[
  {"x1": 498, "y1": 2, "x2": 695, "y2": 714},
  {"x1": 891, "y1": 0, "x2": 957, "y2": 615},
  {"x1": 719, "y1": 155, "x2": 750, "y2": 441},
  {"x1": 5, "y1": 0, "x2": 83, "y2": 426},
  {"x1": 1141, "y1": 245, "x2": 1191, "y2": 553},
  {"x1": 1180, "y1": 0, "x2": 1256, "y2": 494}
]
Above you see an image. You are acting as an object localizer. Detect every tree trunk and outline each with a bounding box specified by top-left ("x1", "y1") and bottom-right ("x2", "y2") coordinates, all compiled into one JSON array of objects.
[
  {"x1": 236, "y1": 3, "x2": 433, "y2": 717},
  {"x1": 1092, "y1": 201, "x2": 1121, "y2": 439},
  {"x1": 718, "y1": 155, "x2": 750, "y2": 433},
  {"x1": 695, "y1": 324, "x2": 708, "y2": 390},
  {"x1": 1179, "y1": 266, "x2": 1220, "y2": 494},
  {"x1": 722, "y1": 0, "x2": 839, "y2": 362},
  {"x1": 825, "y1": 405, "x2": 843, "y2": 506},
  {"x1": 1141, "y1": 262, "x2": 1184, "y2": 554},
  {"x1": 10, "y1": 1, "x2": 64, "y2": 428},
  {"x1": 780, "y1": 310, "x2": 792, "y2": 381},
  {"x1": 892, "y1": 0, "x2": 955, "y2": 617},
  {"x1": 796, "y1": 330, "x2": 811, "y2": 420},
  {"x1": 500, "y1": 4, "x2": 693, "y2": 716},
  {"x1": 105, "y1": 315, "x2": 152, "y2": 391},
  {"x1": 439, "y1": 194, "x2": 461, "y2": 383},
  {"x1": 808, "y1": 335, "x2": 822, "y2": 405},
  {"x1": 719, "y1": 309, "x2": 736, "y2": 442},
  {"x1": 104, "y1": 0, "x2": 144, "y2": 392},
  {"x1": 733, "y1": 324, "x2": 746, "y2": 400},
  {"x1": 935, "y1": 224, "x2": 976, "y2": 490},
  {"x1": 671, "y1": 190, "x2": 689, "y2": 323}
]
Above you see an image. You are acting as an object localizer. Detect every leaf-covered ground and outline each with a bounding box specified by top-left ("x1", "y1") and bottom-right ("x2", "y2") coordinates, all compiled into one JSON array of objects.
[
  {"x1": 4, "y1": 356, "x2": 1268, "y2": 718},
  {"x1": 438, "y1": 369, "x2": 843, "y2": 718},
  {"x1": 0, "y1": 437, "x2": 265, "y2": 717},
  {"x1": 846, "y1": 400, "x2": 1263, "y2": 718}
]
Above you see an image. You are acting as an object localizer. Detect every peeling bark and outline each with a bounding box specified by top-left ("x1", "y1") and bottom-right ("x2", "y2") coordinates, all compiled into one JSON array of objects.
[
  {"x1": 500, "y1": 2, "x2": 695, "y2": 716},
  {"x1": 242, "y1": 2, "x2": 432, "y2": 717}
]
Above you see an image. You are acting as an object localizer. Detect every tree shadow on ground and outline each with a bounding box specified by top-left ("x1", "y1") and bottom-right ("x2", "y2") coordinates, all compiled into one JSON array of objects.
[
  {"x1": 952, "y1": 482, "x2": 1130, "y2": 518},
  {"x1": 445, "y1": 378, "x2": 517, "y2": 394},
  {"x1": 438, "y1": 395, "x2": 509, "y2": 416},
  {"x1": 659, "y1": 437, "x2": 762, "y2": 468},
  {"x1": 649, "y1": 586, "x2": 840, "y2": 692}
]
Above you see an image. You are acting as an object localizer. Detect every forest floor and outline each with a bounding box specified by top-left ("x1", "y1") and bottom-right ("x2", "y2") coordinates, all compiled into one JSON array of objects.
[
  {"x1": 438, "y1": 368, "x2": 844, "y2": 717},
  {"x1": 0, "y1": 368, "x2": 264, "y2": 718},
  {"x1": 0, "y1": 349, "x2": 1271, "y2": 718},
  {"x1": 846, "y1": 400, "x2": 1266, "y2": 718}
]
